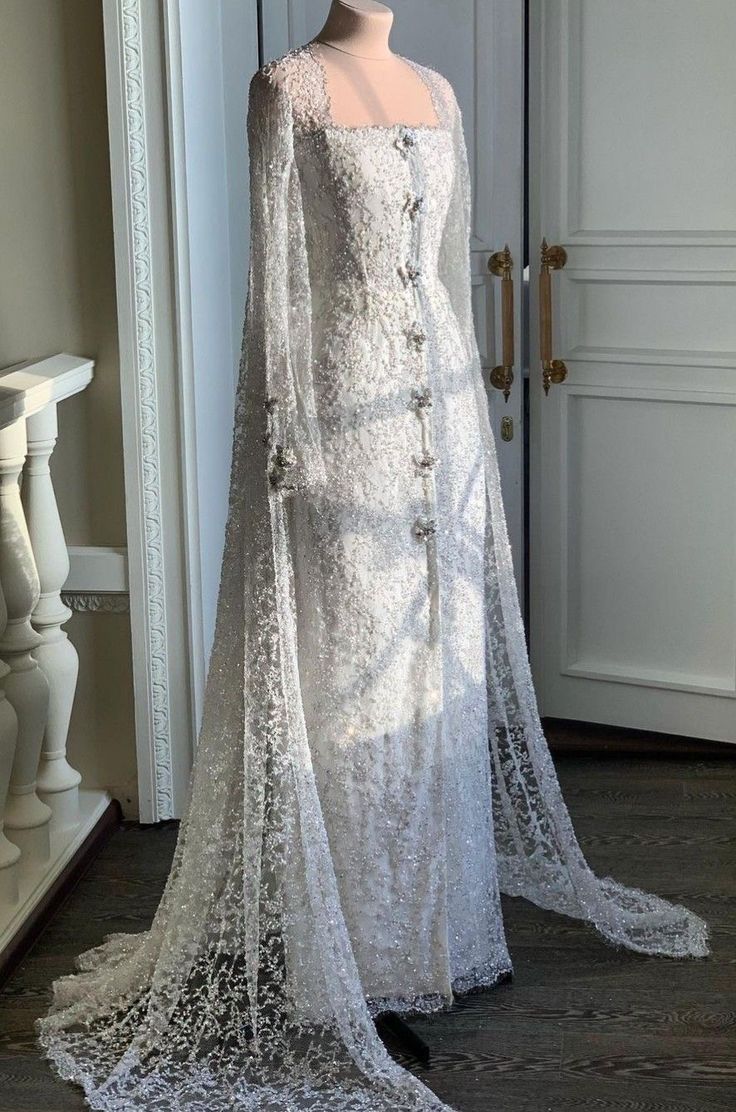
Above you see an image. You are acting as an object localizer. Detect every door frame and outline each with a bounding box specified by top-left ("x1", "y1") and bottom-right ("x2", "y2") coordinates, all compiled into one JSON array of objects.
[{"x1": 104, "y1": 0, "x2": 180, "y2": 822}]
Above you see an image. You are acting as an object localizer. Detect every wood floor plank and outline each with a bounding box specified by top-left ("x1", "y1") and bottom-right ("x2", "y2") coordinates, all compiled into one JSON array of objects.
[
  {"x1": 417, "y1": 1074, "x2": 736, "y2": 1112},
  {"x1": 560, "y1": 1031, "x2": 736, "y2": 1094},
  {"x1": 0, "y1": 755, "x2": 733, "y2": 1110}
]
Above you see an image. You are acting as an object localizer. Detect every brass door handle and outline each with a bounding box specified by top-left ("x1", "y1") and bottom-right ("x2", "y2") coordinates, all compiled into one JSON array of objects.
[
  {"x1": 488, "y1": 245, "x2": 514, "y2": 403},
  {"x1": 540, "y1": 239, "x2": 568, "y2": 395}
]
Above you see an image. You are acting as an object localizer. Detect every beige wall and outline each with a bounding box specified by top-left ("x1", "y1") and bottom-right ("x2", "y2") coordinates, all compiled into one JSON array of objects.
[{"x1": 0, "y1": 0, "x2": 137, "y2": 813}]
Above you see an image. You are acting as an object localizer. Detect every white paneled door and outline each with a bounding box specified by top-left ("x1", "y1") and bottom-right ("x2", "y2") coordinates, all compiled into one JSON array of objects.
[
  {"x1": 261, "y1": 0, "x2": 527, "y2": 603},
  {"x1": 529, "y1": 1, "x2": 736, "y2": 741}
]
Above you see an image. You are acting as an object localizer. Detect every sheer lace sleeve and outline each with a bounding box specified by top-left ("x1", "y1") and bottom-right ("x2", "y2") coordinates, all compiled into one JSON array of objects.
[
  {"x1": 246, "y1": 67, "x2": 323, "y2": 496},
  {"x1": 440, "y1": 84, "x2": 708, "y2": 960},
  {"x1": 437, "y1": 82, "x2": 476, "y2": 369}
]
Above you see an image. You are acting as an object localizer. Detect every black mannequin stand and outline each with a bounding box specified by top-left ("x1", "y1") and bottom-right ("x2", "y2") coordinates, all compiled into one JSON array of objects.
[
  {"x1": 374, "y1": 1011, "x2": 430, "y2": 1066},
  {"x1": 374, "y1": 971, "x2": 515, "y2": 1066}
]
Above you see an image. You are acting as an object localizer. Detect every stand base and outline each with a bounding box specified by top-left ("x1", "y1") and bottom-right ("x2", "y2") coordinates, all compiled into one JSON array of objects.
[{"x1": 375, "y1": 1011, "x2": 430, "y2": 1067}]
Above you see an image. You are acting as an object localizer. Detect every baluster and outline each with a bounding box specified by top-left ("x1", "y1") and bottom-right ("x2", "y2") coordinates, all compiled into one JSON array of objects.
[
  {"x1": 0, "y1": 576, "x2": 20, "y2": 904},
  {"x1": 23, "y1": 404, "x2": 81, "y2": 830},
  {"x1": 0, "y1": 419, "x2": 51, "y2": 866}
]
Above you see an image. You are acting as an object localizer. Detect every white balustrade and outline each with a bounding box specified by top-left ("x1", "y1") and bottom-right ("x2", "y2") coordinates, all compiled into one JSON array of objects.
[
  {"x1": 24, "y1": 403, "x2": 81, "y2": 831},
  {"x1": 0, "y1": 355, "x2": 110, "y2": 958},
  {"x1": 0, "y1": 417, "x2": 51, "y2": 867},
  {"x1": 0, "y1": 578, "x2": 20, "y2": 905}
]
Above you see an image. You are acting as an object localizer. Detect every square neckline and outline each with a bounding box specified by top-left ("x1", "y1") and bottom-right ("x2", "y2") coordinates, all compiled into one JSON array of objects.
[{"x1": 303, "y1": 41, "x2": 448, "y2": 135}]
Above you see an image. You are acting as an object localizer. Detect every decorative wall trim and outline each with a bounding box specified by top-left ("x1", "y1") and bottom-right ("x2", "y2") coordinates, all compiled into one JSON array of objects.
[
  {"x1": 104, "y1": 0, "x2": 175, "y2": 820},
  {"x1": 66, "y1": 546, "x2": 129, "y2": 594},
  {"x1": 63, "y1": 548, "x2": 130, "y2": 612},
  {"x1": 62, "y1": 593, "x2": 131, "y2": 614}
]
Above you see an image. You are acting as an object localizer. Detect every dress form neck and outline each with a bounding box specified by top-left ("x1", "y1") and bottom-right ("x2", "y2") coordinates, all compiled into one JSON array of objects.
[
  {"x1": 309, "y1": 0, "x2": 437, "y2": 126},
  {"x1": 314, "y1": 0, "x2": 393, "y2": 61}
]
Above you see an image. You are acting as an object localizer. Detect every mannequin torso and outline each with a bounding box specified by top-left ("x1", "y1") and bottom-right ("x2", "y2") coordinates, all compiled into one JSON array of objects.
[{"x1": 309, "y1": 0, "x2": 439, "y2": 127}]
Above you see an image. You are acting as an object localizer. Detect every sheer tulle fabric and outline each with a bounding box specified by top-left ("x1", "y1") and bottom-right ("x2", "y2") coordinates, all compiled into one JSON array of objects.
[{"x1": 37, "y1": 46, "x2": 707, "y2": 1112}]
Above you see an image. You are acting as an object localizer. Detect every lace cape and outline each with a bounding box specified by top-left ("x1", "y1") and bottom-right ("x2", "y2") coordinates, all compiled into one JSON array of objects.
[{"x1": 37, "y1": 46, "x2": 708, "y2": 1112}]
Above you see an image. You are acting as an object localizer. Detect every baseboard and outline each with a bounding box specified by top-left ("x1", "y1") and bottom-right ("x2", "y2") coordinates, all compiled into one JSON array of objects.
[
  {"x1": 0, "y1": 794, "x2": 122, "y2": 986},
  {"x1": 544, "y1": 717, "x2": 736, "y2": 757}
]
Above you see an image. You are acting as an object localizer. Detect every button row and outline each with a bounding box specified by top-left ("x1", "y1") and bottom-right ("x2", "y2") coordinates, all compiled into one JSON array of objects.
[{"x1": 394, "y1": 130, "x2": 438, "y2": 546}]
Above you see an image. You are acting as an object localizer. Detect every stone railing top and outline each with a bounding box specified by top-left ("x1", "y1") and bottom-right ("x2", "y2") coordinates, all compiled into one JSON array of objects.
[{"x1": 0, "y1": 354, "x2": 95, "y2": 431}]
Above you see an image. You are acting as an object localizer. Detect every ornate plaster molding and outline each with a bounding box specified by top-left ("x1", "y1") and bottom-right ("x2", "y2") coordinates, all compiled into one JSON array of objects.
[
  {"x1": 62, "y1": 593, "x2": 131, "y2": 614},
  {"x1": 118, "y1": 0, "x2": 174, "y2": 818}
]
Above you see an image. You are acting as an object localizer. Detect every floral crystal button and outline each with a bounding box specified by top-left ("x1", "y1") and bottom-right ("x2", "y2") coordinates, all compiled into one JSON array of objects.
[
  {"x1": 413, "y1": 516, "x2": 437, "y2": 541},
  {"x1": 404, "y1": 194, "x2": 425, "y2": 221},
  {"x1": 269, "y1": 443, "x2": 298, "y2": 494},
  {"x1": 395, "y1": 130, "x2": 416, "y2": 156},
  {"x1": 398, "y1": 263, "x2": 421, "y2": 287},
  {"x1": 407, "y1": 325, "x2": 427, "y2": 350},
  {"x1": 410, "y1": 386, "x2": 433, "y2": 409},
  {"x1": 415, "y1": 450, "x2": 438, "y2": 474}
]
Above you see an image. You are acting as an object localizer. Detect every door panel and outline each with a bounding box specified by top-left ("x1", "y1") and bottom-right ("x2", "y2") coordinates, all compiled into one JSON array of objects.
[
  {"x1": 262, "y1": 1, "x2": 526, "y2": 600},
  {"x1": 530, "y1": 0, "x2": 736, "y2": 740}
]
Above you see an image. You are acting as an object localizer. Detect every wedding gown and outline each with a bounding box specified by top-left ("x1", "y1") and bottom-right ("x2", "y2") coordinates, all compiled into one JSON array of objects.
[{"x1": 38, "y1": 45, "x2": 708, "y2": 1111}]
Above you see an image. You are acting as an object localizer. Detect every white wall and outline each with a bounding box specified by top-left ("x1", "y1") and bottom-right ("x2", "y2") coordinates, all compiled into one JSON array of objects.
[
  {"x1": 221, "y1": 0, "x2": 257, "y2": 367},
  {"x1": 170, "y1": 0, "x2": 259, "y2": 722},
  {"x1": 0, "y1": 0, "x2": 137, "y2": 813}
]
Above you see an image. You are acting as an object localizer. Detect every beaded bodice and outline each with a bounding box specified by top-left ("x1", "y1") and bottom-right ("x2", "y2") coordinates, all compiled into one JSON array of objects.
[{"x1": 263, "y1": 46, "x2": 457, "y2": 320}]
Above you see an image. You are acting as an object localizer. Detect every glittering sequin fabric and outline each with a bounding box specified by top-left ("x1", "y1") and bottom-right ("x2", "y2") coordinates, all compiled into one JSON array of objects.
[{"x1": 37, "y1": 45, "x2": 708, "y2": 1112}]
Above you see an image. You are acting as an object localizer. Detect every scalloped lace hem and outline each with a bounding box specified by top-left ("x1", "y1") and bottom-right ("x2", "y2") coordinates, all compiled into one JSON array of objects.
[{"x1": 366, "y1": 958, "x2": 514, "y2": 1019}]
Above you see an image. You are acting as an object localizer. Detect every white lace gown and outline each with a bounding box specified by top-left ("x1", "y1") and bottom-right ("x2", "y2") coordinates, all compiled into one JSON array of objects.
[{"x1": 37, "y1": 45, "x2": 708, "y2": 1112}]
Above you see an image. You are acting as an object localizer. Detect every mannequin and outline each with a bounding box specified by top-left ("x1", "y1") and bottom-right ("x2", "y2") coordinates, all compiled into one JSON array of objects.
[{"x1": 310, "y1": 0, "x2": 439, "y2": 127}]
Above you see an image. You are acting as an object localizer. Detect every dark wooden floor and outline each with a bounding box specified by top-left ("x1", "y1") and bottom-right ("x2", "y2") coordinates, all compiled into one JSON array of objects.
[{"x1": 1, "y1": 755, "x2": 734, "y2": 1111}]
